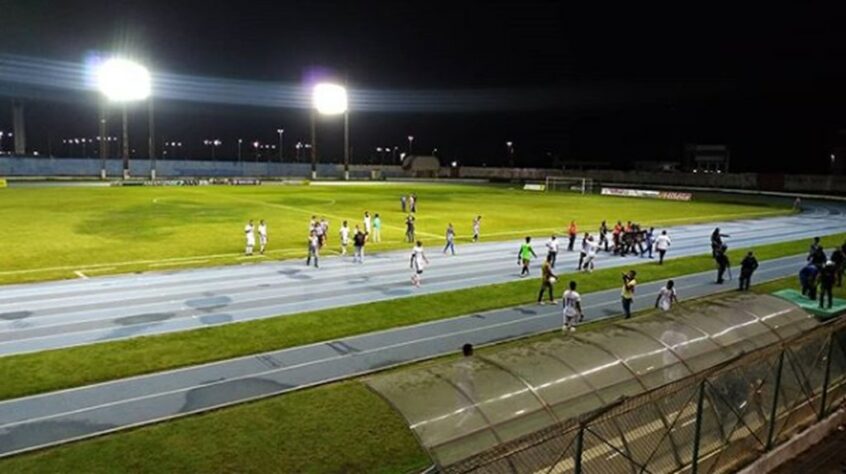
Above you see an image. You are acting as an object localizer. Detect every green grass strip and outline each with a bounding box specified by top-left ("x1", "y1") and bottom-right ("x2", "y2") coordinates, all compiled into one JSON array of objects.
[{"x1": 1, "y1": 233, "x2": 844, "y2": 401}]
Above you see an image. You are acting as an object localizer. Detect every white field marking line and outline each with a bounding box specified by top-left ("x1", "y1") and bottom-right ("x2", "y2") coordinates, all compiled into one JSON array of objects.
[
  {"x1": 0, "y1": 207, "x2": 834, "y2": 277},
  {"x1": 0, "y1": 311, "x2": 553, "y2": 430},
  {"x1": 0, "y1": 253, "x2": 807, "y2": 341},
  {"x1": 0, "y1": 256, "x2": 804, "y2": 408},
  {"x1": 73, "y1": 271, "x2": 88, "y2": 280},
  {"x1": 148, "y1": 260, "x2": 210, "y2": 268}
]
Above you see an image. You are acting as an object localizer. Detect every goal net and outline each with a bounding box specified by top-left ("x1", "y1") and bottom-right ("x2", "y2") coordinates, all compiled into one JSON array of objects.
[{"x1": 545, "y1": 176, "x2": 594, "y2": 194}]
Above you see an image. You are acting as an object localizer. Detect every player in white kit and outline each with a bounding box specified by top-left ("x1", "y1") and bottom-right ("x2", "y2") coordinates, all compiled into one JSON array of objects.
[
  {"x1": 339, "y1": 220, "x2": 350, "y2": 256},
  {"x1": 562, "y1": 281, "x2": 583, "y2": 332},
  {"x1": 363, "y1": 211, "x2": 372, "y2": 241},
  {"x1": 581, "y1": 236, "x2": 598, "y2": 272},
  {"x1": 244, "y1": 220, "x2": 255, "y2": 256},
  {"x1": 257, "y1": 220, "x2": 268, "y2": 255},
  {"x1": 410, "y1": 241, "x2": 430, "y2": 287},
  {"x1": 654, "y1": 280, "x2": 678, "y2": 311}
]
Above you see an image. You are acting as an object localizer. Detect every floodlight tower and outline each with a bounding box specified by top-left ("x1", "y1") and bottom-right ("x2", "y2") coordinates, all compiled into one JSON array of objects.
[
  {"x1": 312, "y1": 82, "x2": 350, "y2": 180},
  {"x1": 96, "y1": 58, "x2": 152, "y2": 180}
]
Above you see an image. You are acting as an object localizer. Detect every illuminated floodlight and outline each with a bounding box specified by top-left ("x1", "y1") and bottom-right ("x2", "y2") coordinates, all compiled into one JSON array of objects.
[
  {"x1": 96, "y1": 58, "x2": 151, "y2": 102},
  {"x1": 312, "y1": 83, "x2": 348, "y2": 115}
]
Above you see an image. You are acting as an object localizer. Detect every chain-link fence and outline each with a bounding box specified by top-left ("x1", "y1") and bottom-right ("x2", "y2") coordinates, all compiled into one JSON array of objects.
[{"x1": 442, "y1": 316, "x2": 846, "y2": 474}]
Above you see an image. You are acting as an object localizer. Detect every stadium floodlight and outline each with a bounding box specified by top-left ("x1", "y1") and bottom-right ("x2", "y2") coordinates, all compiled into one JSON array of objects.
[
  {"x1": 95, "y1": 58, "x2": 151, "y2": 102},
  {"x1": 95, "y1": 57, "x2": 153, "y2": 180},
  {"x1": 312, "y1": 83, "x2": 347, "y2": 115},
  {"x1": 311, "y1": 82, "x2": 351, "y2": 180}
]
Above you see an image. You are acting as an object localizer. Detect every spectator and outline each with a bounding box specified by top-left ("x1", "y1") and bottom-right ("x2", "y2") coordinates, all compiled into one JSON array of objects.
[
  {"x1": 714, "y1": 245, "x2": 730, "y2": 284},
  {"x1": 799, "y1": 262, "x2": 819, "y2": 300},
  {"x1": 738, "y1": 251, "x2": 759, "y2": 291},
  {"x1": 819, "y1": 262, "x2": 836, "y2": 309},
  {"x1": 831, "y1": 246, "x2": 845, "y2": 287},
  {"x1": 621, "y1": 270, "x2": 637, "y2": 319}
]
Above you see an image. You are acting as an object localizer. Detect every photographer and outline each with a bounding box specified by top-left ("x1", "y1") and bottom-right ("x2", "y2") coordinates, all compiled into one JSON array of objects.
[{"x1": 621, "y1": 270, "x2": 637, "y2": 319}]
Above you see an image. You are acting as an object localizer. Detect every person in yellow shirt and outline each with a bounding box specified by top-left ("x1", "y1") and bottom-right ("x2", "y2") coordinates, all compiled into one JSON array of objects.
[{"x1": 621, "y1": 270, "x2": 637, "y2": 319}]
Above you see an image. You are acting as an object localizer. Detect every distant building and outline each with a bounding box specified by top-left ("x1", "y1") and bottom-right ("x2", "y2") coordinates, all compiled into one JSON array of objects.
[{"x1": 684, "y1": 144, "x2": 730, "y2": 173}]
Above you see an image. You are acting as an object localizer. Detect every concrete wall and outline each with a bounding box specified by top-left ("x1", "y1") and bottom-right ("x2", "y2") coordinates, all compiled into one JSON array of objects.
[{"x1": 0, "y1": 157, "x2": 408, "y2": 179}]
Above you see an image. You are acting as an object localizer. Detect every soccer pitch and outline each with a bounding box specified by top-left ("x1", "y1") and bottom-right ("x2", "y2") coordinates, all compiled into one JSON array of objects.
[{"x1": 0, "y1": 182, "x2": 788, "y2": 284}]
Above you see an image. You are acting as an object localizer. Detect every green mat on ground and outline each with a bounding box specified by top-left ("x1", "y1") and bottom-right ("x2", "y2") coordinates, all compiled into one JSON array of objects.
[{"x1": 772, "y1": 288, "x2": 846, "y2": 319}]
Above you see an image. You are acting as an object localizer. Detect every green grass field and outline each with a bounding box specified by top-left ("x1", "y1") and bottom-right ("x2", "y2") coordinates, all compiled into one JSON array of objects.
[
  {"x1": 3, "y1": 274, "x2": 839, "y2": 474},
  {"x1": 0, "y1": 183, "x2": 788, "y2": 284}
]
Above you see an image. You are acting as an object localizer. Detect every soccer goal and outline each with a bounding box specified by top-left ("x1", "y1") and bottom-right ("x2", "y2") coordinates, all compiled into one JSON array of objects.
[{"x1": 545, "y1": 176, "x2": 594, "y2": 194}]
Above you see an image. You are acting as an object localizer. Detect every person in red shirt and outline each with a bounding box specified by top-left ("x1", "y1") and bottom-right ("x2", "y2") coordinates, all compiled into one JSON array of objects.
[{"x1": 567, "y1": 221, "x2": 578, "y2": 251}]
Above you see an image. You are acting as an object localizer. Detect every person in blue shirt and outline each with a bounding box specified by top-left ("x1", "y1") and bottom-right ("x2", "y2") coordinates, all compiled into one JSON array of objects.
[{"x1": 799, "y1": 262, "x2": 819, "y2": 300}]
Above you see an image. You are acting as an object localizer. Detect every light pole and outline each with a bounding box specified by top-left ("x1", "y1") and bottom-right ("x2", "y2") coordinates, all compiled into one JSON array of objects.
[
  {"x1": 312, "y1": 82, "x2": 350, "y2": 180},
  {"x1": 277, "y1": 129, "x2": 284, "y2": 162},
  {"x1": 506, "y1": 141, "x2": 515, "y2": 167},
  {"x1": 95, "y1": 58, "x2": 151, "y2": 180},
  {"x1": 204, "y1": 139, "x2": 222, "y2": 160},
  {"x1": 407, "y1": 135, "x2": 414, "y2": 154},
  {"x1": 237, "y1": 138, "x2": 243, "y2": 162}
]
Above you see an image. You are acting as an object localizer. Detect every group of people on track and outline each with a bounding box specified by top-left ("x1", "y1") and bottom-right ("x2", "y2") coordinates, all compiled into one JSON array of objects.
[{"x1": 243, "y1": 207, "x2": 844, "y2": 330}]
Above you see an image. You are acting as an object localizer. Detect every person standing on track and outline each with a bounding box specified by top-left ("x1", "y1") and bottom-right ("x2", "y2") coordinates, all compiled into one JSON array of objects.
[
  {"x1": 621, "y1": 270, "x2": 637, "y2": 319},
  {"x1": 577, "y1": 232, "x2": 590, "y2": 270},
  {"x1": 567, "y1": 221, "x2": 578, "y2": 251},
  {"x1": 738, "y1": 251, "x2": 759, "y2": 291},
  {"x1": 715, "y1": 244, "x2": 730, "y2": 284},
  {"x1": 582, "y1": 236, "x2": 598, "y2": 272},
  {"x1": 306, "y1": 230, "x2": 319, "y2": 268},
  {"x1": 655, "y1": 280, "x2": 678, "y2": 311},
  {"x1": 401, "y1": 195, "x2": 407, "y2": 213},
  {"x1": 339, "y1": 220, "x2": 350, "y2": 256},
  {"x1": 353, "y1": 226, "x2": 366, "y2": 263},
  {"x1": 372, "y1": 213, "x2": 382, "y2": 243},
  {"x1": 599, "y1": 221, "x2": 609, "y2": 252},
  {"x1": 654, "y1": 230, "x2": 671, "y2": 265},
  {"x1": 472, "y1": 216, "x2": 482, "y2": 242},
  {"x1": 546, "y1": 234, "x2": 559, "y2": 268},
  {"x1": 244, "y1": 220, "x2": 255, "y2": 256},
  {"x1": 642, "y1": 227, "x2": 655, "y2": 259},
  {"x1": 518, "y1": 236, "x2": 537, "y2": 277},
  {"x1": 538, "y1": 255, "x2": 557, "y2": 305},
  {"x1": 258, "y1": 219, "x2": 268, "y2": 255},
  {"x1": 410, "y1": 240, "x2": 429, "y2": 287},
  {"x1": 443, "y1": 223, "x2": 456, "y2": 255},
  {"x1": 562, "y1": 281, "x2": 583, "y2": 332}
]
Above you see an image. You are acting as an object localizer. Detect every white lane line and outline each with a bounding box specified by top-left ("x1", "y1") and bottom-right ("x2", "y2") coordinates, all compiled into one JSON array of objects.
[
  {"x1": 149, "y1": 260, "x2": 210, "y2": 268},
  {"x1": 73, "y1": 271, "x2": 88, "y2": 280}
]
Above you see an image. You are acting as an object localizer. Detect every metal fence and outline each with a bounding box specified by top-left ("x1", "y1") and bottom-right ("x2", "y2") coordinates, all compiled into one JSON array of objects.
[{"x1": 442, "y1": 316, "x2": 846, "y2": 474}]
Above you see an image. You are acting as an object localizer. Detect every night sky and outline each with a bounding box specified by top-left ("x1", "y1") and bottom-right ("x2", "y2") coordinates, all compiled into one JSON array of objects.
[{"x1": 2, "y1": 1, "x2": 846, "y2": 172}]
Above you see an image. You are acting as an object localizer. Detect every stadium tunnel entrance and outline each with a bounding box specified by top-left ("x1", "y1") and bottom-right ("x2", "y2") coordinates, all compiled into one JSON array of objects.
[{"x1": 366, "y1": 293, "x2": 846, "y2": 473}]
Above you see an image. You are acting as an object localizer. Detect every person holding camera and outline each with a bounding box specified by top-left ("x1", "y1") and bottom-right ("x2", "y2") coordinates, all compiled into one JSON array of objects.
[{"x1": 621, "y1": 270, "x2": 637, "y2": 319}]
